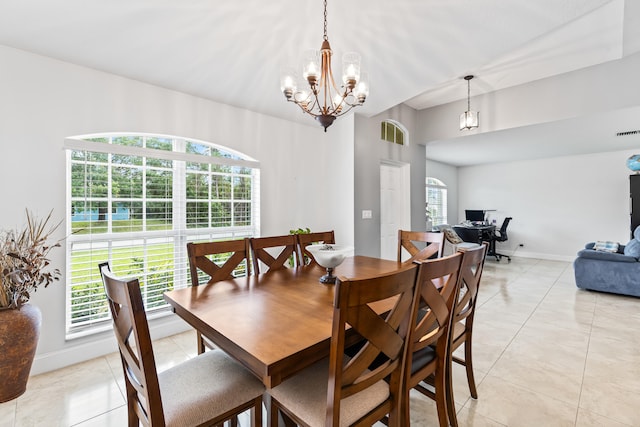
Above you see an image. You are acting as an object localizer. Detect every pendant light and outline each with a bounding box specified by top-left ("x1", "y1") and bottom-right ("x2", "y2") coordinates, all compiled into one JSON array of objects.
[{"x1": 460, "y1": 75, "x2": 479, "y2": 130}]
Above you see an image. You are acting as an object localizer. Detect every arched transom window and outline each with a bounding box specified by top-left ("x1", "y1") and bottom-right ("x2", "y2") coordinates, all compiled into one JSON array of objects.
[{"x1": 381, "y1": 120, "x2": 407, "y2": 145}]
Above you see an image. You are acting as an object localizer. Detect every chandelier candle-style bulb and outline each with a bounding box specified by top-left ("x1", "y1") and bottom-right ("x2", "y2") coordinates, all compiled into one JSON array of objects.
[
  {"x1": 280, "y1": 71, "x2": 297, "y2": 101},
  {"x1": 296, "y1": 90, "x2": 310, "y2": 108},
  {"x1": 342, "y1": 52, "x2": 360, "y2": 88},
  {"x1": 354, "y1": 72, "x2": 369, "y2": 104},
  {"x1": 302, "y1": 50, "x2": 320, "y2": 85},
  {"x1": 280, "y1": 0, "x2": 368, "y2": 131}
]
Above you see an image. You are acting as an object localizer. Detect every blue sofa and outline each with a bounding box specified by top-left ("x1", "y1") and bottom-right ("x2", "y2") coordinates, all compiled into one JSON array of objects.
[{"x1": 573, "y1": 227, "x2": 640, "y2": 297}]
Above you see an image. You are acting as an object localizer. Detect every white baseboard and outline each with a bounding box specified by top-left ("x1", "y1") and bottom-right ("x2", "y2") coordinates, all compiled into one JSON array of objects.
[
  {"x1": 31, "y1": 314, "x2": 192, "y2": 376},
  {"x1": 508, "y1": 251, "x2": 575, "y2": 262}
]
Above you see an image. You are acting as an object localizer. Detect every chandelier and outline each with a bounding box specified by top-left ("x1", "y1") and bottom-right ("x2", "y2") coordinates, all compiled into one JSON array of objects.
[
  {"x1": 459, "y1": 75, "x2": 479, "y2": 130},
  {"x1": 280, "y1": 0, "x2": 369, "y2": 132}
]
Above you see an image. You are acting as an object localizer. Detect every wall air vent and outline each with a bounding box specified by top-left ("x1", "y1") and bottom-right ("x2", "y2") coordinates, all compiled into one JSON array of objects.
[{"x1": 616, "y1": 130, "x2": 640, "y2": 137}]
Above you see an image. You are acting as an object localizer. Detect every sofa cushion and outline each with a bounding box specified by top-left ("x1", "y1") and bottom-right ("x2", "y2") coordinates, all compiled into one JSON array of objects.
[
  {"x1": 624, "y1": 238, "x2": 640, "y2": 259},
  {"x1": 574, "y1": 256, "x2": 640, "y2": 297},
  {"x1": 577, "y1": 249, "x2": 638, "y2": 263}
]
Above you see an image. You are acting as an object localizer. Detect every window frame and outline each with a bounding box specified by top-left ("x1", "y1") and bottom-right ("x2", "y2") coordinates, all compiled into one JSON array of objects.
[
  {"x1": 426, "y1": 177, "x2": 447, "y2": 227},
  {"x1": 64, "y1": 133, "x2": 260, "y2": 338},
  {"x1": 380, "y1": 120, "x2": 408, "y2": 146}
]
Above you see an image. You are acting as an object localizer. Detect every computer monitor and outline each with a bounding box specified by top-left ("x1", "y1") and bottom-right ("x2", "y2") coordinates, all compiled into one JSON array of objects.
[{"x1": 465, "y1": 210, "x2": 485, "y2": 222}]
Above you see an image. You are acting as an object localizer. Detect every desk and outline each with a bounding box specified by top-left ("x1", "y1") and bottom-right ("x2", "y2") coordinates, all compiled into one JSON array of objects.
[
  {"x1": 163, "y1": 256, "x2": 402, "y2": 388},
  {"x1": 454, "y1": 224, "x2": 500, "y2": 259},
  {"x1": 453, "y1": 224, "x2": 495, "y2": 245}
]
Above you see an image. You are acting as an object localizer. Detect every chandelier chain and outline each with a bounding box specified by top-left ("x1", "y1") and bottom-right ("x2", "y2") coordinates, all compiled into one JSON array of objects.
[
  {"x1": 467, "y1": 78, "x2": 471, "y2": 111},
  {"x1": 323, "y1": 0, "x2": 328, "y2": 41}
]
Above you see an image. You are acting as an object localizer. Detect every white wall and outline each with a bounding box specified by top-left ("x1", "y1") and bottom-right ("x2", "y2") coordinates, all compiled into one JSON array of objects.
[
  {"x1": 0, "y1": 44, "x2": 354, "y2": 374},
  {"x1": 353, "y1": 104, "x2": 423, "y2": 258},
  {"x1": 458, "y1": 149, "x2": 636, "y2": 261}
]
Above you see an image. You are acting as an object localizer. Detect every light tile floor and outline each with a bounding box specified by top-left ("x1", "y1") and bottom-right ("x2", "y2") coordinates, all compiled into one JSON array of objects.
[{"x1": 2, "y1": 257, "x2": 640, "y2": 426}]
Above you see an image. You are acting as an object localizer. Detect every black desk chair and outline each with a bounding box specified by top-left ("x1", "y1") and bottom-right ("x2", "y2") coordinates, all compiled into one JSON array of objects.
[{"x1": 488, "y1": 217, "x2": 512, "y2": 262}]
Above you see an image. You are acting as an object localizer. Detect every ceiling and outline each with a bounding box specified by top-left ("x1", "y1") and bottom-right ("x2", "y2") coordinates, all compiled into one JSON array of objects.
[{"x1": 0, "y1": 0, "x2": 636, "y2": 165}]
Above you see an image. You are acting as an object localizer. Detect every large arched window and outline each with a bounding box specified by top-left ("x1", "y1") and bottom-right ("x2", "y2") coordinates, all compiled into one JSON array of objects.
[
  {"x1": 64, "y1": 133, "x2": 260, "y2": 336},
  {"x1": 426, "y1": 177, "x2": 447, "y2": 228}
]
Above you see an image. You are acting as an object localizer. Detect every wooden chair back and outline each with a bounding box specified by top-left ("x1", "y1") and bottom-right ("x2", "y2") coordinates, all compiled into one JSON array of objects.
[
  {"x1": 187, "y1": 238, "x2": 251, "y2": 353},
  {"x1": 453, "y1": 243, "x2": 488, "y2": 327},
  {"x1": 328, "y1": 264, "x2": 419, "y2": 426},
  {"x1": 295, "y1": 230, "x2": 335, "y2": 266},
  {"x1": 187, "y1": 238, "x2": 251, "y2": 286},
  {"x1": 98, "y1": 262, "x2": 164, "y2": 427},
  {"x1": 397, "y1": 230, "x2": 444, "y2": 262},
  {"x1": 449, "y1": 242, "x2": 489, "y2": 401},
  {"x1": 249, "y1": 235, "x2": 297, "y2": 274},
  {"x1": 404, "y1": 252, "x2": 463, "y2": 426}
]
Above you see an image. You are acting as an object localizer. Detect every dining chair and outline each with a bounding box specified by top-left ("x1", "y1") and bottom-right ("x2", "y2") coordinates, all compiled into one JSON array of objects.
[
  {"x1": 187, "y1": 238, "x2": 251, "y2": 354},
  {"x1": 403, "y1": 252, "x2": 463, "y2": 427},
  {"x1": 249, "y1": 234, "x2": 297, "y2": 274},
  {"x1": 397, "y1": 229, "x2": 444, "y2": 262},
  {"x1": 98, "y1": 262, "x2": 264, "y2": 427},
  {"x1": 268, "y1": 263, "x2": 419, "y2": 427},
  {"x1": 295, "y1": 230, "x2": 335, "y2": 266},
  {"x1": 447, "y1": 242, "x2": 488, "y2": 404}
]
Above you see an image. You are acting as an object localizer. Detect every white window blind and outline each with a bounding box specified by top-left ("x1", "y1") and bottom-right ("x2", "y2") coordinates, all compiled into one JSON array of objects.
[{"x1": 65, "y1": 134, "x2": 260, "y2": 337}]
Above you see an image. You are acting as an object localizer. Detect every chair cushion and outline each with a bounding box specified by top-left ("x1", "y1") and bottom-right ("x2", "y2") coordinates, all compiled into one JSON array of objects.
[
  {"x1": 455, "y1": 242, "x2": 481, "y2": 251},
  {"x1": 159, "y1": 350, "x2": 264, "y2": 427},
  {"x1": 410, "y1": 346, "x2": 437, "y2": 375},
  {"x1": 269, "y1": 358, "x2": 389, "y2": 427}
]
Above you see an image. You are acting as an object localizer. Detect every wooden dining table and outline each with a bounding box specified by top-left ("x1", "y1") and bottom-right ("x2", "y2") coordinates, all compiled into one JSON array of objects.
[{"x1": 163, "y1": 255, "x2": 403, "y2": 388}]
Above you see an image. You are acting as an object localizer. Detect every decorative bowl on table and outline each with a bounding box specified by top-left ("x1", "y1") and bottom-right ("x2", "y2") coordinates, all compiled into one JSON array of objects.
[{"x1": 305, "y1": 244, "x2": 354, "y2": 284}]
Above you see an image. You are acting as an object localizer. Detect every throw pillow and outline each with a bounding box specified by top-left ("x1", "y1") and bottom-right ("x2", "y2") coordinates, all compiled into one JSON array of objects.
[
  {"x1": 624, "y1": 238, "x2": 640, "y2": 258},
  {"x1": 593, "y1": 241, "x2": 619, "y2": 253},
  {"x1": 442, "y1": 227, "x2": 463, "y2": 244}
]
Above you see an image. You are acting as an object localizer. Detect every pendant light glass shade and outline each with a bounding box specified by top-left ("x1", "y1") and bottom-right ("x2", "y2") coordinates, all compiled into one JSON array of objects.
[
  {"x1": 460, "y1": 75, "x2": 479, "y2": 130},
  {"x1": 460, "y1": 110, "x2": 479, "y2": 130}
]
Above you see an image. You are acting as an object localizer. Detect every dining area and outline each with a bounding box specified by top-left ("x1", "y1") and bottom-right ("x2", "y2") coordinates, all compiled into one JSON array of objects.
[
  {"x1": 97, "y1": 230, "x2": 488, "y2": 426},
  {"x1": 6, "y1": 243, "x2": 634, "y2": 426}
]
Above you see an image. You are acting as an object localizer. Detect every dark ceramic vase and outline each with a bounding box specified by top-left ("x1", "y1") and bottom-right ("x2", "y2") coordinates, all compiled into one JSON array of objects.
[{"x1": 0, "y1": 304, "x2": 41, "y2": 402}]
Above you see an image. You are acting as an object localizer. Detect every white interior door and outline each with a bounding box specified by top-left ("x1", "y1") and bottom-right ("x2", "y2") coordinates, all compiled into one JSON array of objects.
[{"x1": 380, "y1": 162, "x2": 411, "y2": 260}]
